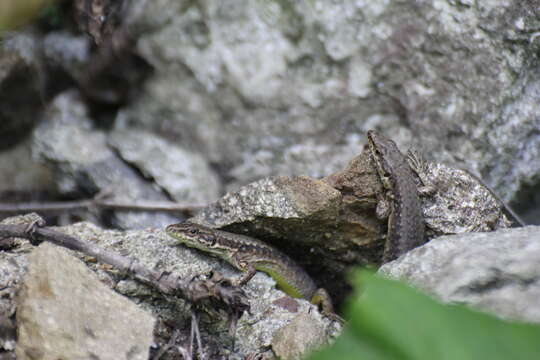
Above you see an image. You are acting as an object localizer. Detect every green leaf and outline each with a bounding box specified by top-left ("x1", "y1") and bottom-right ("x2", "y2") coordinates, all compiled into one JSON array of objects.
[
  {"x1": 0, "y1": 0, "x2": 59, "y2": 33},
  {"x1": 310, "y1": 270, "x2": 540, "y2": 360}
]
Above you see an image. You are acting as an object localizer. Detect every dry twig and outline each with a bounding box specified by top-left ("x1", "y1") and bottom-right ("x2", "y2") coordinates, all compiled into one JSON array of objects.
[{"x1": 0, "y1": 199, "x2": 205, "y2": 216}]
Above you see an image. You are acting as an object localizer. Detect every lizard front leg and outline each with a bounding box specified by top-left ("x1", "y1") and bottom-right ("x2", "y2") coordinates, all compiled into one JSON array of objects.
[{"x1": 230, "y1": 252, "x2": 257, "y2": 286}]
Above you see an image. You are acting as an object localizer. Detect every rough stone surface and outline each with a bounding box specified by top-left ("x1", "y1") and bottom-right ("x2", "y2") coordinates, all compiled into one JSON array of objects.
[
  {"x1": 112, "y1": 0, "x2": 540, "y2": 223},
  {"x1": 32, "y1": 91, "x2": 178, "y2": 229},
  {"x1": 0, "y1": 215, "x2": 40, "y2": 359},
  {"x1": 193, "y1": 176, "x2": 342, "y2": 227},
  {"x1": 272, "y1": 312, "x2": 329, "y2": 360},
  {"x1": 379, "y1": 226, "x2": 540, "y2": 323},
  {"x1": 108, "y1": 129, "x2": 220, "y2": 204},
  {"x1": 410, "y1": 159, "x2": 515, "y2": 236},
  {"x1": 0, "y1": 215, "x2": 339, "y2": 359},
  {"x1": 0, "y1": 214, "x2": 40, "y2": 320},
  {"x1": 16, "y1": 242, "x2": 155, "y2": 360},
  {"x1": 42, "y1": 31, "x2": 90, "y2": 80}
]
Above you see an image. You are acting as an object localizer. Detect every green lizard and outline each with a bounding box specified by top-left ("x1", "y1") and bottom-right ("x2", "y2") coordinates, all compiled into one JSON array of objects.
[{"x1": 166, "y1": 222, "x2": 336, "y2": 317}]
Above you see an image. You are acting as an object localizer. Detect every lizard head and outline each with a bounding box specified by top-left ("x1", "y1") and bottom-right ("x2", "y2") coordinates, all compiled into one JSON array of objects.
[
  {"x1": 367, "y1": 130, "x2": 398, "y2": 161},
  {"x1": 166, "y1": 222, "x2": 229, "y2": 258},
  {"x1": 367, "y1": 130, "x2": 401, "y2": 189}
]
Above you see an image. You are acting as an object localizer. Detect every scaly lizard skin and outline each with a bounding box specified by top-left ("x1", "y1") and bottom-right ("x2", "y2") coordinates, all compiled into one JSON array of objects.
[
  {"x1": 166, "y1": 222, "x2": 335, "y2": 315},
  {"x1": 367, "y1": 130, "x2": 426, "y2": 262}
]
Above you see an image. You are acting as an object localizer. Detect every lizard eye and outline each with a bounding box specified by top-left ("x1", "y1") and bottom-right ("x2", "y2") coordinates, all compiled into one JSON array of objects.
[
  {"x1": 201, "y1": 235, "x2": 216, "y2": 247},
  {"x1": 189, "y1": 228, "x2": 198, "y2": 235}
]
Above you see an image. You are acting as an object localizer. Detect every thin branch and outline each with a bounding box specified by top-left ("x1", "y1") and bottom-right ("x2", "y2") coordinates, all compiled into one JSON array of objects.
[
  {"x1": 191, "y1": 310, "x2": 205, "y2": 360},
  {"x1": 152, "y1": 328, "x2": 184, "y2": 360},
  {"x1": 96, "y1": 200, "x2": 206, "y2": 213},
  {"x1": 0, "y1": 201, "x2": 91, "y2": 214},
  {"x1": 0, "y1": 199, "x2": 205, "y2": 216}
]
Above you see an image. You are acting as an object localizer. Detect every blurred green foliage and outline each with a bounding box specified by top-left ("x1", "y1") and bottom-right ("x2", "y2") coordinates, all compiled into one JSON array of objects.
[
  {"x1": 39, "y1": 3, "x2": 64, "y2": 28},
  {"x1": 310, "y1": 270, "x2": 540, "y2": 360},
  {"x1": 0, "y1": 0, "x2": 60, "y2": 32}
]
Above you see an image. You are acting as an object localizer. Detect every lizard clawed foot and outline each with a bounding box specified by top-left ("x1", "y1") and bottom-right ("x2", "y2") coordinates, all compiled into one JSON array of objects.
[
  {"x1": 324, "y1": 311, "x2": 345, "y2": 325},
  {"x1": 407, "y1": 149, "x2": 436, "y2": 196},
  {"x1": 311, "y1": 288, "x2": 345, "y2": 325}
]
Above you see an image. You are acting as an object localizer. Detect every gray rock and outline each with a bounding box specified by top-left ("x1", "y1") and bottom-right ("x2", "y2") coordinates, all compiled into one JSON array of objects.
[
  {"x1": 0, "y1": 215, "x2": 339, "y2": 358},
  {"x1": 108, "y1": 129, "x2": 221, "y2": 204},
  {"x1": 32, "y1": 91, "x2": 178, "y2": 229},
  {"x1": 272, "y1": 312, "x2": 330, "y2": 360},
  {"x1": 0, "y1": 139, "x2": 54, "y2": 193},
  {"x1": 116, "y1": 0, "x2": 385, "y2": 190},
  {"x1": 411, "y1": 159, "x2": 514, "y2": 236},
  {"x1": 16, "y1": 242, "x2": 155, "y2": 360},
  {"x1": 0, "y1": 33, "x2": 43, "y2": 150},
  {"x1": 0, "y1": 215, "x2": 42, "y2": 359},
  {"x1": 484, "y1": 69, "x2": 540, "y2": 225},
  {"x1": 192, "y1": 176, "x2": 342, "y2": 227},
  {"x1": 42, "y1": 31, "x2": 90, "y2": 79},
  {"x1": 379, "y1": 226, "x2": 540, "y2": 323},
  {"x1": 115, "y1": 0, "x2": 540, "y2": 221}
]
